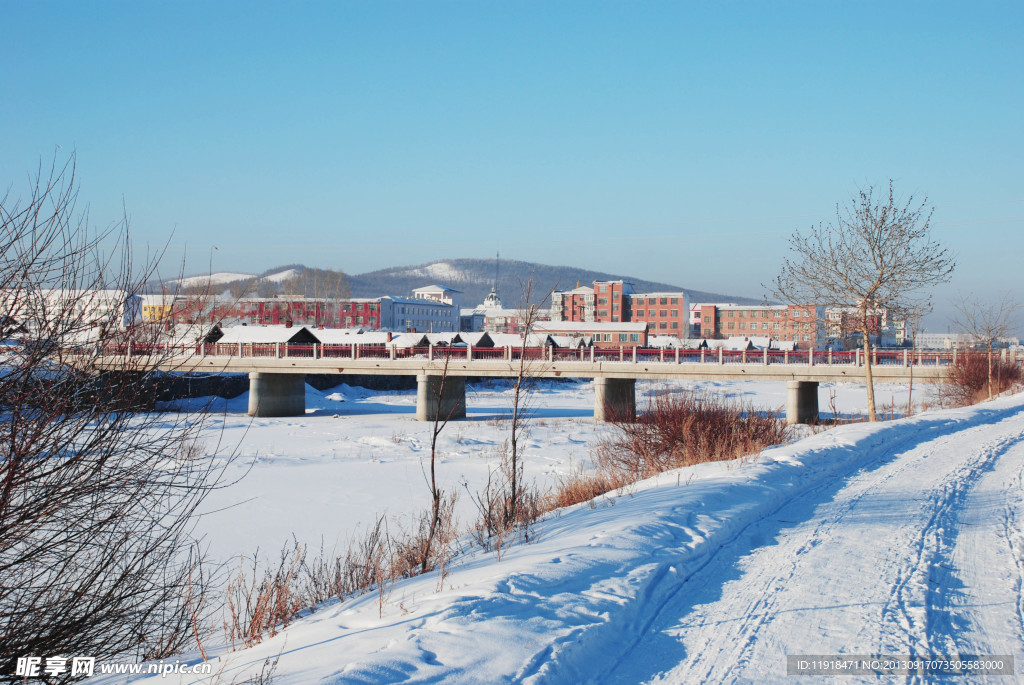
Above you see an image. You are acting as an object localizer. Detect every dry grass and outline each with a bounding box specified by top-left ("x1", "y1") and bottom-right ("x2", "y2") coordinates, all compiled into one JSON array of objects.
[
  {"x1": 938, "y1": 352, "x2": 1022, "y2": 407},
  {"x1": 594, "y1": 390, "x2": 791, "y2": 481},
  {"x1": 536, "y1": 390, "x2": 791, "y2": 516},
  {"x1": 222, "y1": 497, "x2": 465, "y2": 648},
  {"x1": 542, "y1": 464, "x2": 632, "y2": 512},
  {"x1": 224, "y1": 543, "x2": 306, "y2": 650}
]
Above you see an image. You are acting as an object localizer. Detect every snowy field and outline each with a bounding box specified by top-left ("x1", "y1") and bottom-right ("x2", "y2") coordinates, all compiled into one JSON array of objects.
[
  {"x1": 92, "y1": 378, "x2": 1024, "y2": 684},
  {"x1": 186, "y1": 378, "x2": 915, "y2": 566}
]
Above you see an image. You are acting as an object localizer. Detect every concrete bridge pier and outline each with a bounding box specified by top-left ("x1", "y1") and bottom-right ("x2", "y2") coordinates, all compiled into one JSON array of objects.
[
  {"x1": 416, "y1": 374, "x2": 467, "y2": 422},
  {"x1": 594, "y1": 378, "x2": 636, "y2": 422},
  {"x1": 248, "y1": 372, "x2": 306, "y2": 417},
  {"x1": 786, "y1": 380, "x2": 819, "y2": 425}
]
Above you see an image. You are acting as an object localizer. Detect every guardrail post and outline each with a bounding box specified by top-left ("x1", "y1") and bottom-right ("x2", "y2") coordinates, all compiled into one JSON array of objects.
[
  {"x1": 619, "y1": 346, "x2": 624, "y2": 362},
  {"x1": 872, "y1": 349, "x2": 877, "y2": 366},
  {"x1": 550, "y1": 345, "x2": 554, "y2": 362},
  {"x1": 660, "y1": 348, "x2": 665, "y2": 363},
  {"x1": 953, "y1": 348, "x2": 958, "y2": 367},
  {"x1": 903, "y1": 349, "x2": 909, "y2": 367},
  {"x1": 238, "y1": 342, "x2": 243, "y2": 357},
  {"x1": 590, "y1": 346, "x2": 595, "y2": 363},
  {"x1": 350, "y1": 344, "x2": 356, "y2": 360},
  {"x1": 856, "y1": 349, "x2": 861, "y2": 366},
  {"x1": 809, "y1": 348, "x2": 814, "y2": 366},
  {"x1": 389, "y1": 345, "x2": 396, "y2": 360},
  {"x1": 784, "y1": 350, "x2": 789, "y2": 364},
  {"x1": 763, "y1": 348, "x2": 768, "y2": 365},
  {"x1": 700, "y1": 348, "x2": 705, "y2": 363},
  {"x1": 276, "y1": 342, "x2": 281, "y2": 359},
  {"x1": 467, "y1": 344, "x2": 473, "y2": 361},
  {"x1": 828, "y1": 349, "x2": 833, "y2": 365},
  {"x1": 675, "y1": 347, "x2": 680, "y2": 363},
  {"x1": 718, "y1": 348, "x2": 723, "y2": 365},
  {"x1": 632, "y1": 346, "x2": 637, "y2": 363},
  {"x1": 742, "y1": 349, "x2": 747, "y2": 364},
  {"x1": 429, "y1": 344, "x2": 434, "y2": 360}
]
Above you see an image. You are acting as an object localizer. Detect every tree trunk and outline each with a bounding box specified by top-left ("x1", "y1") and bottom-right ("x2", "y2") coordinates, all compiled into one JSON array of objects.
[
  {"x1": 988, "y1": 344, "x2": 994, "y2": 401},
  {"x1": 862, "y1": 311, "x2": 877, "y2": 421}
]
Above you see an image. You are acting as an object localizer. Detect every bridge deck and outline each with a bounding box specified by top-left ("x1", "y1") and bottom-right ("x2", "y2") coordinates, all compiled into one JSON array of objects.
[{"x1": 92, "y1": 343, "x2": 983, "y2": 384}]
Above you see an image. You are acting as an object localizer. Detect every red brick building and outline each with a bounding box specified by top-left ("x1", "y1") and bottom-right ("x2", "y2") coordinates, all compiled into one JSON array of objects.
[
  {"x1": 693, "y1": 303, "x2": 825, "y2": 349},
  {"x1": 551, "y1": 281, "x2": 689, "y2": 338},
  {"x1": 629, "y1": 292, "x2": 687, "y2": 336}
]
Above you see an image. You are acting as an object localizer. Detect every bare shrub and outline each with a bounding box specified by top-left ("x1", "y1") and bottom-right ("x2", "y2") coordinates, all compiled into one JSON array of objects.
[
  {"x1": 224, "y1": 542, "x2": 306, "y2": 650},
  {"x1": 1, "y1": 154, "x2": 233, "y2": 678},
  {"x1": 938, "y1": 352, "x2": 1022, "y2": 407},
  {"x1": 469, "y1": 441, "x2": 541, "y2": 559},
  {"x1": 594, "y1": 390, "x2": 791, "y2": 481},
  {"x1": 390, "y1": 493, "x2": 460, "y2": 581}
]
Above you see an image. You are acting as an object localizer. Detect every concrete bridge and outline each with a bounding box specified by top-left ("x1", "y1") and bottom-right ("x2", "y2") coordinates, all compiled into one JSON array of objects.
[{"x1": 100, "y1": 343, "x2": 1009, "y2": 424}]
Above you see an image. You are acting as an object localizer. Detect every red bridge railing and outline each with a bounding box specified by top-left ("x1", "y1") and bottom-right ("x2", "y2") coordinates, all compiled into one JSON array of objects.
[{"x1": 99, "y1": 341, "x2": 998, "y2": 370}]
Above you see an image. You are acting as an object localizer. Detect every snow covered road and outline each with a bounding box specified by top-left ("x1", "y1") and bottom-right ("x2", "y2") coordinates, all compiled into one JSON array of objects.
[
  {"x1": 115, "y1": 392, "x2": 1024, "y2": 684},
  {"x1": 638, "y1": 401, "x2": 1024, "y2": 684}
]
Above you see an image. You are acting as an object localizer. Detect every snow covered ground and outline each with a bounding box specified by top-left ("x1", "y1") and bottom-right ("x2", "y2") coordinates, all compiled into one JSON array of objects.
[
  {"x1": 187, "y1": 378, "x2": 913, "y2": 566},
  {"x1": 94, "y1": 379, "x2": 1024, "y2": 683}
]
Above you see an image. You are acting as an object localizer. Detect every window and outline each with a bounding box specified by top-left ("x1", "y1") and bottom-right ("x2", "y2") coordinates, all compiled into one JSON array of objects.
[
  {"x1": 660, "y1": 298, "x2": 668, "y2": 305},
  {"x1": 704, "y1": 316, "x2": 712, "y2": 324},
  {"x1": 660, "y1": 310, "x2": 667, "y2": 317},
  {"x1": 670, "y1": 310, "x2": 678, "y2": 317},
  {"x1": 598, "y1": 284, "x2": 608, "y2": 293},
  {"x1": 670, "y1": 298, "x2": 678, "y2": 305},
  {"x1": 738, "y1": 310, "x2": 745, "y2": 317},
  {"x1": 762, "y1": 322, "x2": 769, "y2": 330},
  {"x1": 728, "y1": 322, "x2": 735, "y2": 330},
  {"x1": 671, "y1": 321, "x2": 678, "y2": 329},
  {"x1": 739, "y1": 322, "x2": 746, "y2": 330},
  {"x1": 630, "y1": 333, "x2": 639, "y2": 342},
  {"x1": 659, "y1": 322, "x2": 667, "y2": 329},
  {"x1": 599, "y1": 309, "x2": 608, "y2": 317},
  {"x1": 619, "y1": 333, "x2": 628, "y2": 342},
  {"x1": 636, "y1": 311, "x2": 644, "y2": 317},
  {"x1": 598, "y1": 298, "x2": 608, "y2": 305}
]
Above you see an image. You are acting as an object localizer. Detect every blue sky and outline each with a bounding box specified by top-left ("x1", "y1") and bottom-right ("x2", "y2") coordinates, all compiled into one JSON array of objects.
[{"x1": 2, "y1": 1, "x2": 1021, "y2": 331}]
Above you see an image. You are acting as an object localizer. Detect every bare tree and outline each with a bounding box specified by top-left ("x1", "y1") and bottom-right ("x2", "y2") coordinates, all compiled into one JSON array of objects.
[
  {"x1": 774, "y1": 181, "x2": 955, "y2": 421},
  {"x1": 0, "y1": 154, "x2": 232, "y2": 681},
  {"x1": 471, "y1": 277, "x2": 548, "y2": 553},
  {"x1": 951, "y1": 292, "x2": 1020, "y2": 401},
  {"x1": 419, "y1": 345, "x2": 460, "y2": 575}
]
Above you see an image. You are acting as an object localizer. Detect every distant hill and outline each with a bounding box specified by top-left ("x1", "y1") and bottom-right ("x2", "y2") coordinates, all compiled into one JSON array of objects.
[
  {"x1": 349, "y1": 258, "x2": 762, "y2": 307},
  {"x1": 150, "y1": 258, "x2": 763, "y2": 307}
]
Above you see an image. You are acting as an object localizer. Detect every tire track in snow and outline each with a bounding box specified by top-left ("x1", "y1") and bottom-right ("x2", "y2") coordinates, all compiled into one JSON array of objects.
[
  {"x1": 875, "y1": 429, "x2": 1024, "y2": 661},
  {"x1": 524, "y1": 411, "x2": 1010, "y2": 685},
  {"x1": 666, "y1": 412, "x2": 1024, "y2": 685}
]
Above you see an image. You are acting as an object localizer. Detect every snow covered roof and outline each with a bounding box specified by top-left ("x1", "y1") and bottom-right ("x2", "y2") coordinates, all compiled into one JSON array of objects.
[
  {"x1": 458, "y1": 332, "x2": 493, "y2": 346},
  {"x1": 216, "y1": 325, "x2": 316, "y2": 344}
]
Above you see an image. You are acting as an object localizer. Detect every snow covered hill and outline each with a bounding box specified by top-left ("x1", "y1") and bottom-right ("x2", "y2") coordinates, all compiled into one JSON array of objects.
[{"x1": 110, "y1": 390, "x2": 1024, "y2": 684}]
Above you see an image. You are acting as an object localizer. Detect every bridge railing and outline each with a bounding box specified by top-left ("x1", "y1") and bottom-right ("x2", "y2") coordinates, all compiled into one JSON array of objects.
[{"x1": 101, "y1": 340, "x2": 993, "y2": 370}]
